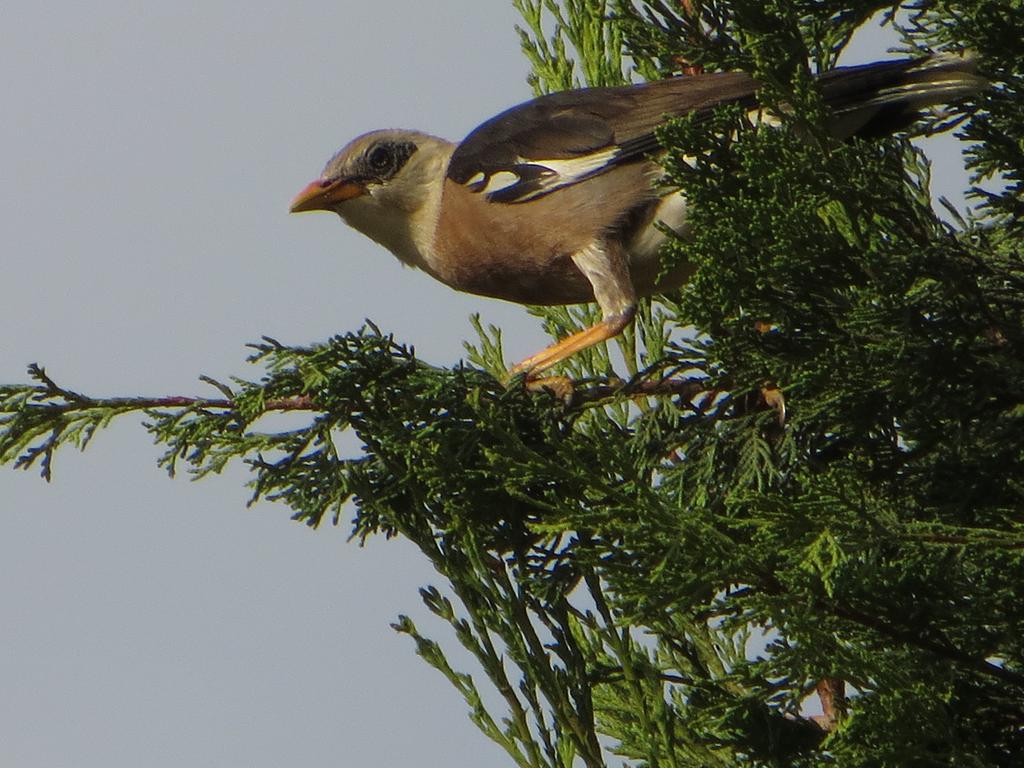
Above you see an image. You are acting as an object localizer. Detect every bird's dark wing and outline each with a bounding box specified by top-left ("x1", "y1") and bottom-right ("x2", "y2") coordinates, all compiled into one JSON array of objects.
[
  {"x1": 447, "y1": 72, "x2": 758, "y2": 204},
  {"x1": 447, "y1": 55, "x2": 981, "y2": 205},
  {"x1": 816, "y1": 55, "x2": 983, "y2": 137}
]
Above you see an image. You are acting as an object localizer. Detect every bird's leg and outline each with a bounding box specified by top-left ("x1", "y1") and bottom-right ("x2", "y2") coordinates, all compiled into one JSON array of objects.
[
  {"x1": 510, "y1": 308, "x2": 636, "y2": 376},
  {"x1": 511, "y1": 242, "x2": 637, "y2": 377}
]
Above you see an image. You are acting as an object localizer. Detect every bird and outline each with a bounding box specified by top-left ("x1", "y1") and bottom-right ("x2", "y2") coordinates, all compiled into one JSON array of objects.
[{"x1": 290, "y1": 54, "x2": 983, "y2": 377}]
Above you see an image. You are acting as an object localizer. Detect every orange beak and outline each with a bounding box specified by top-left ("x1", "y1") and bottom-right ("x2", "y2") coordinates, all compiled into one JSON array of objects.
[{"x1": 289, "y1": 178, "x2": 366, "y2": 213}]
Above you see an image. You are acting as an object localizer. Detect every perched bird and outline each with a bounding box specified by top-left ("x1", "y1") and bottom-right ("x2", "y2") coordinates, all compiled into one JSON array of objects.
[{"x1": 291, "y1": 55, "x2": 982, "y2": 376}]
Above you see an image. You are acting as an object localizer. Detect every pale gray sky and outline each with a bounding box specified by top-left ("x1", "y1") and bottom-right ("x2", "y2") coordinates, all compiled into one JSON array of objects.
[{"x1": 0, "y1": 4, "x2": 970, "y2": 767}]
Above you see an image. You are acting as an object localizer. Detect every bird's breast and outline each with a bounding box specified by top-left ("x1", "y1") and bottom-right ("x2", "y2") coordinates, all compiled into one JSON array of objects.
[
  {"x1": 429, "y1": 164, "x2": 680, "y2": 306},
  {"x1": 428, "y1": 180, "x2": 597, "y2": 304}
]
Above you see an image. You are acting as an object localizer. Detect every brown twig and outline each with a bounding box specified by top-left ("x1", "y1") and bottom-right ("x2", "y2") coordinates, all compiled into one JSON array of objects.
[
  {"x1": 676, "y1": 0, "x2": 705, "y2": 76},
  {"x1": 25, "y1": 392, "x2": 316, "y2": 413},
  {"x1": 829, "y1": 602, "x2": 1024, "y2": 688},
  {"x1": 577, "y1": 376, "x2": 708, "y2": 402},
  {"x1": 811, "y1": 677, "x2": 846, "y2": 731},
  {"x1": 899, "y1": 532, "x2": 1024, "y2": 550},
  {"x1": 17, "y1": 365, "x2": 317, "y2": 413},
  {"x1": 753, "y1": 575, "x2": 1024, "y2": 689}
]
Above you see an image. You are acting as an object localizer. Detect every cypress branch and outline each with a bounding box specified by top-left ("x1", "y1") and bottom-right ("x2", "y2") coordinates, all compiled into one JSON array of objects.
[{"x1": 4, "y1": 1, "x2": 1024, "y2": 765}]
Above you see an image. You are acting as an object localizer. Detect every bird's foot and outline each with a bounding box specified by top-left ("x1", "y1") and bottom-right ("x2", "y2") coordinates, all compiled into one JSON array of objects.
[
  {"x1": 522, "y1": 375, "x2": 575, "y2": 403},
  {"x1": 761, "y1": 384, "x2": 786, "y2": 426},
  {"x1": 509, "y1": 309, "x2": 636, "y2": 377}
]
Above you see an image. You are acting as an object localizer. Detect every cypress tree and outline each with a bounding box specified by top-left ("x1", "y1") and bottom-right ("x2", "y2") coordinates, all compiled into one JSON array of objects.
[{"x1": 3, "y1": 1, "x2": 1022, "y2": 764}]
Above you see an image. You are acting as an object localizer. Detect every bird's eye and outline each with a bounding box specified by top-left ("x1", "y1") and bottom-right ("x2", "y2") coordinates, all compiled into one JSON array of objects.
[
  {"x1": 361, "y1": 139, "x2": 417, "y2": 181},
  {"x1": 367, "y1": 144, "x2": 394, "y2": 173}
]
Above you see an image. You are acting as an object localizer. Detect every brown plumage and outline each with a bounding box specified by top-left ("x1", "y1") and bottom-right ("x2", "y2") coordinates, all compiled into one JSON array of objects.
[{"x1": 291, "y1": 54, "x2": 984, "y2": 375}]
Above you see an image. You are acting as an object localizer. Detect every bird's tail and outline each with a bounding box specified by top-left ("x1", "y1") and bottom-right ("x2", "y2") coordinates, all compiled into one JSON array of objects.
[{"x1": 822, "y1": 52, "x2": 986, "y2": 138}]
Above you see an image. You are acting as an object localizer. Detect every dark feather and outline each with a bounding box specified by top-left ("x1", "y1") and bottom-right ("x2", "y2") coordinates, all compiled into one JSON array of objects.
[
  {"x1": 483, "y1": 165, "x2": 556, "y2": 204},
  {"x1": 447, "y1": 56, "x2": 981, "y2": 203},
  {"x1": 447, "y1": 71, "x2": 757, "y2": 192}
]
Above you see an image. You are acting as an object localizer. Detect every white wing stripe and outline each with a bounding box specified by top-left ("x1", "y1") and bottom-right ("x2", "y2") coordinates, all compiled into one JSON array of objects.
[
  {"x1": 481, "y1": 170, "x2": 522, "y2": 195},
  {"x1": 462, "y1": 146, "x2": 626, "y2": 203},
  {"x1": 517, "y1": 147, "x2": 620, "y2": 182}
]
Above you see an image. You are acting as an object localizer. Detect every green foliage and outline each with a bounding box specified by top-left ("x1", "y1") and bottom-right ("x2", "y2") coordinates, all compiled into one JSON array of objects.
[
  {"x1": 514, "y1": 0, "x2": 631, "y2": 90},
  {"x1": 902, "y1": 0, "x2": 1024, "y2": 224},
  {"x1": 3, "y1": 1, "x2": 1024, "y2": 766},
  {"x1": 616, "y1": 0, "x2": 892, "y2": 76}
]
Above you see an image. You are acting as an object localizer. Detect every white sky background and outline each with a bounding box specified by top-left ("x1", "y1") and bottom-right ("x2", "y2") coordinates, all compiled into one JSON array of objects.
[{"x1": 0, "y1": 4, "x2": 971, "y2": 767}]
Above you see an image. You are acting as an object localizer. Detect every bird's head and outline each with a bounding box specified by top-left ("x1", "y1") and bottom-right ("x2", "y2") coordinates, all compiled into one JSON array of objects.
[{"x1": 290, "y1": 129, "x2": 454, "y2": 269}]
